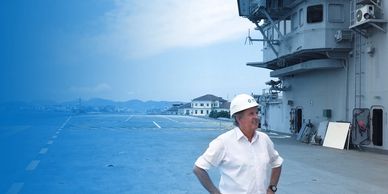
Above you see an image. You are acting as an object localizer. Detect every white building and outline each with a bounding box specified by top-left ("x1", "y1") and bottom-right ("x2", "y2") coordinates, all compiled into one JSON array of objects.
[{"x1": 178, "y1": 94, "x2": 230, "y2": 116}]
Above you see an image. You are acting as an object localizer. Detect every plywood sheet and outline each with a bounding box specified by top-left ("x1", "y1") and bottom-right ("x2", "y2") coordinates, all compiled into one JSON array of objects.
[
  {"x1": 317, "y1": 121, "x2": 329, "y2": 142},
  {"x1": 296, "y1": 122, "x2": 307, "y2": 141},
  {"x1": 323, "y1": 122, "x2": 350, "y2": 149}
]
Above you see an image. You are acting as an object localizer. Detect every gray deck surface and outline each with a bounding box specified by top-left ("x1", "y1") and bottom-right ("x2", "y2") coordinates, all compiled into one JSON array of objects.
[{"x1": 1, "y1": 112, "x2": 387, "y2": 194}]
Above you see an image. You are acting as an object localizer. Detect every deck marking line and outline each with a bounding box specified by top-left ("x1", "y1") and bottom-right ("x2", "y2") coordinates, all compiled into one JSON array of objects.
[
  {"x1": 26, "y1": 160, "x2": 40, "y2": 171},
  {"x1": 60, "y1": 116, "x2": 72, "y2": 129},
  {"x1": 6, "y1": 182, "x2": 24, "y2": 194},
  {"x1": 162, "y1": 116, "x2": 179, "y2": 123},
  {"x1": 39, "y1": 148, "x2": 48, "y2": 154},
  {"x1": 125, "y1": 116, "x2": 133, "y2": 122},
  {"x1": 52, "y1": 135, "x2": 57, "y2": 139},
  {"x1": 47, "y1": 140, "x2": 54, "y2": 145},
  {"x1": 153, "y1": 121, "x2": 161, "y2": 128}
]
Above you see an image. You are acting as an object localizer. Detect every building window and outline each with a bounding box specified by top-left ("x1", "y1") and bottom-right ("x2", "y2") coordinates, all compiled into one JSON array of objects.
[
  {"x1": 285, "y1": 17, "x2": 291, "y2": 34},
  {"x1": 207, "y1": 110, "x2": 209, "y2": 114},
  {"x1": 279, "y1": 20, "x2": 284, "y2": 37},
  {"x1": 273, "y1": 23, "x2": 279, "y2": 38},
  {"x1": 200, "y1": 110, "x2": 203, "y2": 114},
  {"x1": 328, "y1": 4, "x2": 344, "y2": 23},
  {"x1": 299, "y1": 8, "x2": 304, "y2": 26},
  {"x1": 307, "y1": 4, "x2": 323, "y2": 23},
  {"x1": 200, "y1": 103, "x2": 204, "y2": 107},
  {"x1": 268, "y1": 27, "x2": 274, "y2": 40},
  {"x1": 291, "y1": 12, "x2": 298, "y2": 31},
  {"x1": 195, "y1": 110, "x2": 197, "y2": 114},
  {"x1": 207, "y1": 103, "x2": 209, "y2": 107}
]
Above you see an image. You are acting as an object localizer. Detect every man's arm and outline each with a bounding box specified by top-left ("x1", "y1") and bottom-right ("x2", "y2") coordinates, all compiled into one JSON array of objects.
[
  {"x1": 267, "y1": 165, "x2": 282, "y2": 194},
  {"x1": 193, "y1": 165, "x2": 221, "y2": 194}
]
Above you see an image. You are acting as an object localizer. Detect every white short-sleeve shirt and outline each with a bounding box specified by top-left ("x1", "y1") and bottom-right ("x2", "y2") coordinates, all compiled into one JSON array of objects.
[{"x1": 195, "y1": 127, "x2": 283, "y2": 194}]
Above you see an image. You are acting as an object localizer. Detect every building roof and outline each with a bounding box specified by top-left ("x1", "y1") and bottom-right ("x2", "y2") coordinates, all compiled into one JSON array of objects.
[
  {"x1": 219, "y1": 102, "x2": 230, "y2": 109},
  {"x1": 192, "y1": 94, "x2": 226, "y2": 102}
]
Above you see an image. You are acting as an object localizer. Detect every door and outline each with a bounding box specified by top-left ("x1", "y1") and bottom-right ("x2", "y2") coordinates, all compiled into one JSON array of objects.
[
  {"x1": 372, "y1": 108, "x2": 383, "y2": 146},
  {"x1": 295, "y1": 108, "x2": 303, "y2": 133},
  {"x1": 351, "y1": 108, "x2": 370, "y2": 145}
]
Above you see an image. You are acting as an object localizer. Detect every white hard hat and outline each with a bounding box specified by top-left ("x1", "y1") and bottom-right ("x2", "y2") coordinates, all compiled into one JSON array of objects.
[{"x1": 230, "y1": 94, "x2": 258, "y2": 116}]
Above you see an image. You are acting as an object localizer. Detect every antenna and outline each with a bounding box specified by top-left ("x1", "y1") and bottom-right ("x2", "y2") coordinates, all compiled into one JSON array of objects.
[{"x1": 244, "y1": 29, "x2": 253, "y2": 45}]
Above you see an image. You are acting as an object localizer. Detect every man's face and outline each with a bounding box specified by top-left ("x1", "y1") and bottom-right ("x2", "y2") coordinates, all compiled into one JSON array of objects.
[{"x1": 238, "y1": 106, "x2": 259, "y2": 131}]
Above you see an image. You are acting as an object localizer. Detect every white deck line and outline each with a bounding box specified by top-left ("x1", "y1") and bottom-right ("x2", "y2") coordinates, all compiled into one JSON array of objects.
[
  {"x1": 39, "y1": 148, "x2": 48, "y2": 154},
  {"x1": 153, "y1": 121, "x2": 161, "y2": 128},
  {"x1": 25, "y1": 160, "x2": 40, "y2": 171},
  {"x1": 6, "y1": 182, "x2": 24, "y2": 194},
  {"x1": 162, "y1": 116, "x2": 179, "y2": 123},
  {"x1": 125, "y1": 116, "x2": 133, "y2": 122},
  {"x1": 60, "y1": 116, "x2": 72, "y2": 129}
]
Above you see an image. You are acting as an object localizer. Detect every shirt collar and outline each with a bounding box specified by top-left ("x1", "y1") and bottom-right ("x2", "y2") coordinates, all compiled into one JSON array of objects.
[{"x1": 234, "y1": 127, "x2": 259, "y2": 143}]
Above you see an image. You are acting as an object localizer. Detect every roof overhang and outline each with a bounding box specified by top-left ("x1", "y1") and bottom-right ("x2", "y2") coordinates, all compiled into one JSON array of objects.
[
  {"x1": 269, "y1": 59, "x2": 344, "y2": 77},
  {"x1": 247, "y1": 48, "x2": 350, "y2": 70}
]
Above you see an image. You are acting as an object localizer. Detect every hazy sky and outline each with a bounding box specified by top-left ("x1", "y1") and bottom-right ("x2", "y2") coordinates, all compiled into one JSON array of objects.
[{"x1": 1, "y1": 0, "x2": 270, "y2": 102}]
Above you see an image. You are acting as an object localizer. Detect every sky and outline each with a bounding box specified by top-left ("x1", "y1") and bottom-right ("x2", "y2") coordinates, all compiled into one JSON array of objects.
[{"x1": 0, "y1": 0, "x2": 270, "y2": 103}]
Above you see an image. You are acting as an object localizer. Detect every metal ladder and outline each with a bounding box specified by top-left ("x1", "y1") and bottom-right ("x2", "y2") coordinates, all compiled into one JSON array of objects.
[{"x1": 352, "y1": 0, "x2": 366, "y2": 108}]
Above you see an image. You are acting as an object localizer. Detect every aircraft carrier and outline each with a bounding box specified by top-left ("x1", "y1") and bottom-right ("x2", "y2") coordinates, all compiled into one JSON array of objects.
[{"x1": 237, "y1": 0, "x2": 388, "y2": 151}]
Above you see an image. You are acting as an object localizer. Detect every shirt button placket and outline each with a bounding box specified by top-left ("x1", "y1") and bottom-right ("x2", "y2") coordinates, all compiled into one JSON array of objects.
[{"x1": 250, "y1": 143, "x2": 259, "y2": 192}]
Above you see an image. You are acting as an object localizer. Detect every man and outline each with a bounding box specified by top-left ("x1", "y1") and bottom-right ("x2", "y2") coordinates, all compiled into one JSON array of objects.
[{"x1": 193, "y1": 94, "x2": 283, "y2": 194}]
